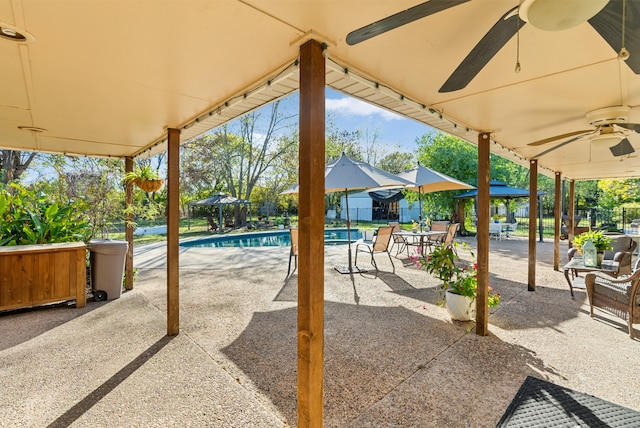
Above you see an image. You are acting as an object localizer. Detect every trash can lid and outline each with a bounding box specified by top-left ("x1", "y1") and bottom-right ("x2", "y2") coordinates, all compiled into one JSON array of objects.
[{"x1": 87, "y1": 239, "x2": 129, "y2": 254}]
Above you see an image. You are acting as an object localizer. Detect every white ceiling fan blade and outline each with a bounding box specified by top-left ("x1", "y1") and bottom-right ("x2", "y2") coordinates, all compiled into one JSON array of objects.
[
  {"x1": 527, "y1": 129, "x2": 594, "y2": 146},
  {"x1": 532, "y1": 133, "x2": 591, "y2": 158}
]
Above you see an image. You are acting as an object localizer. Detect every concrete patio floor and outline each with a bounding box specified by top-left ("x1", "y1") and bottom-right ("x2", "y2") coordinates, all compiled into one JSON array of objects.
[{"x1": 1, "y1": 235, "x2": 638, "y2": 427}]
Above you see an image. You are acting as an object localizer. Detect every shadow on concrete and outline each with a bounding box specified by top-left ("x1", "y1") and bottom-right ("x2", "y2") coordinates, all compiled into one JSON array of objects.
[
  {"x1": 0, "y1": 300, "x2": 108, "y2": 352},
  {"x1": 222, "y1": 301, "x2": 560, "y2": 427},
  {"x1": 46, "y1": 335, "x2": 174, "y2": 428}
]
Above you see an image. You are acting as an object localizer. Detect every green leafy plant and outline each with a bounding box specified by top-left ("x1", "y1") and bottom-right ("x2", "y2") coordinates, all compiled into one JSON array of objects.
[
  {"x1": 0, "y1": 183, "x2": 91, "y2": 246},
  {"x1": 410, "y1": 244, "x2": 500, "y2": 307},
  {"x1": 123, "y1": 164, "x2": 159, "y2": 182},
  {"x1": 573, "y1": 230, "x2": 612, "y2": 252},
  {"x1": 124, "y1": 164, "x2": 164, "y2": 193}
]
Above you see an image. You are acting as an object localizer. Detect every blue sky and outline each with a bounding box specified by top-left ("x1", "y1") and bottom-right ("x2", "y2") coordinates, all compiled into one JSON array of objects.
[{"x1": 324, "y1": 88, "x2": 434, "y2": 153}]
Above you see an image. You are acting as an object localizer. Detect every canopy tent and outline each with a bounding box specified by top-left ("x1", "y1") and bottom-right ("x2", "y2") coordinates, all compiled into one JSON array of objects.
[
  {"x1": 188, "y1": 193, "x2": 251, "y2": 233},
  {"x1": 455, "y1": 180, "x2": 545, "y2": 201},
  {"x1": 455, "y1": 180, "x2": 546, "y2": 240}
]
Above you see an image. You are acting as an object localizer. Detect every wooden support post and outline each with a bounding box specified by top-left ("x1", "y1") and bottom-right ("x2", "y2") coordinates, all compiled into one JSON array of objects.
[
  {"x1": 553, "y1": 172, "x2": 561, "y2": 271},
  {"x1": 297, "y1": 39, "x2": 325, "y2": 428},
  {"x1": 528, "y1": 160, "x2": 538, "y2": 291},
  {"x1": 456, "y1": 200, "x2": 466, "y2": 234},
  {"x1": 124, "y1": 157, "x2": 134, "y2": 290},
  {"x1": 167, "y1": 128, "x2": 180, "y2": 336},
  {"x1": 476, "y1": 132, "x2": 490, "y2": 336},
  {"x1": 568, "y1": 180, "x2": 576, "y2": 249}
]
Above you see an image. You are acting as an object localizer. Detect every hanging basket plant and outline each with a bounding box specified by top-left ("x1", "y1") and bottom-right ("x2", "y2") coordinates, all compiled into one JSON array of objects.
[
  {"x1": 133, "y1": 177, "x2": 164, "y2": 192},
  {"x1": 124, "y1": 164, "x2": 164, "y2": 192}
]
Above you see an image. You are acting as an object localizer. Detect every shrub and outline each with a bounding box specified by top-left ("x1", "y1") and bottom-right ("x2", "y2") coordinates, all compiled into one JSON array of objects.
[{"x1": 0, "y1": 183, "x2": 91, "y2": 246}]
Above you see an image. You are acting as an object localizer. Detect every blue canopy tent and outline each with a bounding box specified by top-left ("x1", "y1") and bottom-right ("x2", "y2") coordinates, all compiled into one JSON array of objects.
[{"x1": 455, "y1": 180, "x2": 546, "y2": 241}]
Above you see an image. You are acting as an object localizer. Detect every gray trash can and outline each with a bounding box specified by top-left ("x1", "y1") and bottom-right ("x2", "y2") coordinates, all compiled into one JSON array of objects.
[{"x1": 87, "y1": 239, "x2": 129, "y2": 301}]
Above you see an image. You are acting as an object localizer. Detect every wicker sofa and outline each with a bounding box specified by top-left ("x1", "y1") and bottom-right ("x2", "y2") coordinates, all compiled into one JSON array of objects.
[{"x1": 585, "y1": 270, "x2": 640, "y2": 339}]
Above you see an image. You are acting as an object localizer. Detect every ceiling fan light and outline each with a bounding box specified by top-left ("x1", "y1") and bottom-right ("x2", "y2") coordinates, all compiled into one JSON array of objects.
[
  {"x1": 519, "y1": 0, "x2": 608, "y2": 31},
  {"x1": 591, "y1": 133, "x2": 624, "y2": 146}
]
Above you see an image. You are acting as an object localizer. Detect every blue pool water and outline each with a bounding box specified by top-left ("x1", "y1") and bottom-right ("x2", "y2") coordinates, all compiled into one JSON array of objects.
[{"x1": 181, "y1": 229, "x2": 361, "y2": 248}]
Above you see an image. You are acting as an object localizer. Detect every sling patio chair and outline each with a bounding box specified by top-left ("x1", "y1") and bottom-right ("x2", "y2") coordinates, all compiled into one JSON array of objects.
[
  {"x1": 425, "y1": 220, "x2": 450, "y2": 251},
  {"x1": 287, "y1": 228, "x2": 298, "y2": 277},
  {"x1": 442, "y1": 223, "x2": 460, "y2": 255},
  {"x1": 354, "y1": 225, "x2": 395, "y2": 273},
  {"x1": 206, "y1": 214, "x2": 218, "y2": 232},
  {"x1": 388, "y1": 221, "x2": 408, "y2": 256}
]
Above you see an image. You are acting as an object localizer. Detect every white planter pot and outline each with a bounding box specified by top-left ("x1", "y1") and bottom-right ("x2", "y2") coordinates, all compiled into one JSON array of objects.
[{"x1": 445, "y1": 291, "x2": 476, "y2": 321}]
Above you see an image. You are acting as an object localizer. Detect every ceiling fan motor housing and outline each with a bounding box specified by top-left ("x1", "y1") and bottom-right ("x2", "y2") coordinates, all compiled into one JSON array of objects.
[{"x1": 586, "y1": 106, "x2": 630, "y2": 126}]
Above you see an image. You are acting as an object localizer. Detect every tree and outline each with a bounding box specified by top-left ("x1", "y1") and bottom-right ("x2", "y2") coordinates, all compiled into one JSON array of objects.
[
  {"x1": 414, "y1": 131, "x2": 554, "y2": 225},
  {"x1": 597, "y1": 178, "x2": 640, "y2": 209},
  {"x1": 183, "y1": 100, "x2": 298, "y2": 223},
  {"x1": 325, "y1": 129, "x2": 362, "y2": 162},
  {"x1": 378, "y1": 151, "x2": 413, "y2": 174},
  {"x1": 31, "y1": 155, "x2": 127, "y2": 238},
  {"x1": 414, "y1": 132, "x2": 479, "y2": 219},
  {"x1": 1, "y1": 150, "x2": 37, "y2": 184}
]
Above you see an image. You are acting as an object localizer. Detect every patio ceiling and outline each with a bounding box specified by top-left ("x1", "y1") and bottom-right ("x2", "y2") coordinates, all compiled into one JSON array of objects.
[{"x1": 2, "y1": 1, "x2": 640, "y2": 180}]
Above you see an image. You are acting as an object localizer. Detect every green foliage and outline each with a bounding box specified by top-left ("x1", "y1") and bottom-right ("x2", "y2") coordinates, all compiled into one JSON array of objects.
[
  {"x1": 573, "y1": 230, "x2": 612, "y2": 252},
  {"x1": 410, "y1": 243, "x2": 500, "y2": 307},
  {"x1": 414, "y1": 132, "x2": 477, "y2": 218},
  {"x1": 124, "y1": 163, "x2": 159, "y2": 182},
  {"x1": 0, "y1": 183, "x2": 91, "y2": 246},
  {"x1": 597, "y1": 179, "x2": 640, "y2": 209},
  {"x1": 378, "y1": 151, "x2": 414, "y2": 174}
]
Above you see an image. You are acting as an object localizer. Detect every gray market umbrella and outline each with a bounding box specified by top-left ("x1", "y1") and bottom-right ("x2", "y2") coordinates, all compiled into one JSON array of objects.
[
  {"x1": 398, "y1": 163, "x2": 474, "y2": 231},
  {"x1": 326, "y1": 153, "x2": 411, "y2": 274},
  {"x1": 280, "y1": 153, "x2": 411, "y2": 273},
  {"x1": 280, "y1": 184, "x2": 299, "y2": 195}
]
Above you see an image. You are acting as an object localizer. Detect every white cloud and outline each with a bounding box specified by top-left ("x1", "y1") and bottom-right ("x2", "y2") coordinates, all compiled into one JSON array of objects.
[{"x1": 325, "y1": 97, "x2": 402, "y2": 121}]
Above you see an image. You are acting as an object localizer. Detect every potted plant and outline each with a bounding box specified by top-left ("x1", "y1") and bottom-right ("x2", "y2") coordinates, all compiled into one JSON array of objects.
[
  {"x1": 573, "y1": 230, "x2": 612, "y2": 252},
  {"x1": 124, "y1": 164, "x2": 164, "y2": 192},
  {"x1": 410, "y1": 244, "x2": 501, "y2": 321},
  {"x1": 573, "y1": 230, "x2": 612, "y2": 267},
  {"x1": 411, "y1": 219, "x2": 419, "y2": 233},
  {"x1": 276, "y1": 216, "x2": 285, "y2": 230}
]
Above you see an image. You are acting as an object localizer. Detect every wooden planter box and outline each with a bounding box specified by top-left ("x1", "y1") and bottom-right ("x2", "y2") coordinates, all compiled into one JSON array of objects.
[{"x1": 0, "y1": 242, "x2": 86, "y2": 311}]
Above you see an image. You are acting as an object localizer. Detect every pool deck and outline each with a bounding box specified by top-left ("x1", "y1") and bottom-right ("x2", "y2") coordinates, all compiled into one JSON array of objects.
[{"x1": 1, "y1": 236, "x2": 639, "y2": 427}]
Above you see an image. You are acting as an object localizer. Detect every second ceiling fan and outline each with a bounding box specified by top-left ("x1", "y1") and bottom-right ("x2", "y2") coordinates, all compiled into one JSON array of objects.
[{"x1": 528, "y1": 106, "x2": 640, "y2": 158}]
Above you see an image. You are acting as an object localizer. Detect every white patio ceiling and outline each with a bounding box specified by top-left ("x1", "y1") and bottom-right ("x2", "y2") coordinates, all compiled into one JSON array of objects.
[{"x1": 2, "y1": 0, "x2": 639, "y2": 180}]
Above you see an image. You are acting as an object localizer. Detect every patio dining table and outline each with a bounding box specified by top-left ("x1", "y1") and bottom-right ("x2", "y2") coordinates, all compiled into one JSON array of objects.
[{"x1": 392, "y1": 231, "x2": 445, "y2": 255}]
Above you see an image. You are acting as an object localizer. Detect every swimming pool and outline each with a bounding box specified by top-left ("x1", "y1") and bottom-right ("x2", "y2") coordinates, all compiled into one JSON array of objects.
[{"x1": 181, "y1": 229, "x2": 361, "y2": 248}]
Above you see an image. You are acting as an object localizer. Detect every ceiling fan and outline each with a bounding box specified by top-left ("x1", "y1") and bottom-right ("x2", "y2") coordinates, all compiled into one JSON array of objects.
[
  {"x1": 528, "y1": 106, "x2": 640, "y2": 158},
  {"x1": 346, "y1": 0, "x2": 640, "y2": 93}
]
